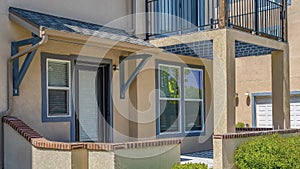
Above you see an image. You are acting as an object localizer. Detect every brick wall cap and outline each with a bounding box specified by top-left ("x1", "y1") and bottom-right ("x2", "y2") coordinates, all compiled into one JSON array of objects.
[{"x1": 3, "y1": 116, "x2": 181, "y2": 151}]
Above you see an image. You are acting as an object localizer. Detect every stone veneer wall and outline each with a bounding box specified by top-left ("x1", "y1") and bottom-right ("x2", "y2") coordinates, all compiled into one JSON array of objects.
[{"x1": 3, "y1": 116, "x2": 181, "y2": 169}]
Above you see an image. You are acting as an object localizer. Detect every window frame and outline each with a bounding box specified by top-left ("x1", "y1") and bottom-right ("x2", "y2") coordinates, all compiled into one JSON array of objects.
[
  {"x1": 183, "y1": 67, "x2": 204, "y2": 134},
  {"x1": 46, "y1": 58, "x2": 72, "y2": 118},
  {"x1": 158, "y1": 64, "x2": 182, "y2": 135},
  {"x1": 156, "y1": 60, "x2": 205, "y2": 137},
  {"x1": 41, "y1": 53, "x2": 74, "y2": 122}
]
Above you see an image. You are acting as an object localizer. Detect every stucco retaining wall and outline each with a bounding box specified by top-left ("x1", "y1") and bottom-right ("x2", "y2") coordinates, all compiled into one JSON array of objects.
[
  {"x1": 213, "y1": 129, "x2": 300, "y2": 169},
  {"x1": 3, "y1": 116, "x2": 181, "y2": 169}
]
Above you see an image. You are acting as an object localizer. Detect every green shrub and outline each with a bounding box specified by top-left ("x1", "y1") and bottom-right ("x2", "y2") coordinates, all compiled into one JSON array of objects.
[
  {"x1": 235, "y1": 122, "x2": 245, "y2": 128},
  {"x1": 234, "y1": 134, "x2": 300, "y2": 169},
  {"x1": 172, "y1": 163, "x2": 208, "y2": 169}
]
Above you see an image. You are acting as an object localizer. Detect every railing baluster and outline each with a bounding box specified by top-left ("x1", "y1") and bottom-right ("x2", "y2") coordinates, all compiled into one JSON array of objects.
[{"x1": 145, "y1": 0, "x2": 286, "y2": 41}]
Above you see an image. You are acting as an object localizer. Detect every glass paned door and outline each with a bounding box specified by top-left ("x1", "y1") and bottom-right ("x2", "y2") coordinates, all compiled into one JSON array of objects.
[{"x1": 75, "y1": 64, "x2": 110, "y2": 142}]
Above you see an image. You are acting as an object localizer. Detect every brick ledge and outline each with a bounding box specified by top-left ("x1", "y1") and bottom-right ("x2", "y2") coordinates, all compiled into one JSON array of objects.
[
  {"x1": 213, "y1": 129, "x2": 300, "y2": 140},
  {"x1": 3, "y1": 116, "x2": 181, "y2": 151}
]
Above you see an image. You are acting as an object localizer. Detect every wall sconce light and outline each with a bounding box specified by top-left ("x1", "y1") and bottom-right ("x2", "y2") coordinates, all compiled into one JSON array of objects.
[
  {"x1": 245, "y1": 91, "x2": 251, "y2": 106},
  {"x1": 235, "y1": 93, "x2": 239, "y2": 107},
  {"x1": 112, "y1": 64, "x2": 119, "y2": 71}
]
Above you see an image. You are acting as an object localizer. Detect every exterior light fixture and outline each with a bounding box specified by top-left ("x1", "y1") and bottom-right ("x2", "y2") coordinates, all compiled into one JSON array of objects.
[{"x1": 112, "y1": 64, "x2": 119, "y2": 71}]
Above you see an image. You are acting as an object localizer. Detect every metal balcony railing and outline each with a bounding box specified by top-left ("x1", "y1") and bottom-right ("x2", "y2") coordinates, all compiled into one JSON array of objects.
[{"x1": 145, "y1": 0, "x2": 287, "y2": 42}]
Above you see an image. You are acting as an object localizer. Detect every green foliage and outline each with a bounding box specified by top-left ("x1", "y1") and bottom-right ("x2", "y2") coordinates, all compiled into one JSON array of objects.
[
  {"x1": 235, "y1": 122, "x2": 245, "y2": 128},
  {"x1": 234, "y1": 134, "x2": 300, "y2": 169},
  {"x1": 172, "y1": 163, "x2": 208, "y2": 169}
]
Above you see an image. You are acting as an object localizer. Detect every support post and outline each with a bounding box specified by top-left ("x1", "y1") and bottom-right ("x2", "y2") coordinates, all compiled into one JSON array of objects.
[
  {"x1": 213, "y1": 30, "x2": 236, "y2": 169},
  {"x1": 271, "y1": 49, "x2": 290, "y2": 129},
  {"x1": 219, "y1": 0, "x2": 228, "y2": 28},
  {"x1": 213, "y1": 31, "x2": 236, "y2": 134}
]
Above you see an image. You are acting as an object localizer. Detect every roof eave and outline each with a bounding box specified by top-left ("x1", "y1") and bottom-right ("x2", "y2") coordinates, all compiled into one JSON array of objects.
[
  {"x1": 44, "y1": 28, "x2": 159, "y2": 53},
  {"x1": 9, "y1": 10, "x2": 160, "y2": 53},
  {"x1": 9, "y1": 12, "x2": 41, "y2": 36}
]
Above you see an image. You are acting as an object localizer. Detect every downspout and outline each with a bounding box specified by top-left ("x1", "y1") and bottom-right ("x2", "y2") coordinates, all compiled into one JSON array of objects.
[
  {"x1": 1, "y1": 27, "x2": 47, "y2": 168},
  {"x1": 0, "y1": 27, "x2": 48, "y2": 117}
]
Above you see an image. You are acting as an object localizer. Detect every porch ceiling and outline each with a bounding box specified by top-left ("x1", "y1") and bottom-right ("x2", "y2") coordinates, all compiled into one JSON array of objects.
[{"x1": 160, "y1": 40, "x2": 276, "y2": 59}]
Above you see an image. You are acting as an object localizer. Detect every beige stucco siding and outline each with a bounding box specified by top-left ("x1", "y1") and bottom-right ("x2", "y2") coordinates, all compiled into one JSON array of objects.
[
  {"x1": 0, "y1": 16, "x2": 35, "y2": 167},
  {"x1": 11, "y1": 34, "x2": 132, "y2": 142},
  {"x1": 4, "y1": 123, "x2": 32, "y2": 169},
  {"x1": 135, "y1": 52, "x2": 213, "y2": 153},
  {"x1": 1, "y1": 0, "x2": 132, "y2": 31},
  {"x1": 235, "y1": 2, "x2": 300, "y2": 126},
  {"x1": 9, "y1": 26, "x2": 213, "y2": 152}
]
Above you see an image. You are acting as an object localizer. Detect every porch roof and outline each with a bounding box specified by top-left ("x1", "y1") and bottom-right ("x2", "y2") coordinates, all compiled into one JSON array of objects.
[{"x1": 9, "y1": 7, "x2": 154, "y2": 47}]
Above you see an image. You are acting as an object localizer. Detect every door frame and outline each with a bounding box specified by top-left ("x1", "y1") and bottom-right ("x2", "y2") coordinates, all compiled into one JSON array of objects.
[{"x1": 72, "y1": 57, "x2": 113, "y2": 142}]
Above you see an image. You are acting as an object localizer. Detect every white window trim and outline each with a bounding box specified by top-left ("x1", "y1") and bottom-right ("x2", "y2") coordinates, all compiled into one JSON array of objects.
[
  {"x1": 46, "y1": 58, "x2": 71, "y2": 118},
  {"x1": 183, "y1": 67, "x2": 204, "y2": 133},
  {"x1": 158, "y1": 64, "x2": 205, "y2": 135},
  {"x1": 158, "y1": 64, "x2": 182, "y2": 135}
]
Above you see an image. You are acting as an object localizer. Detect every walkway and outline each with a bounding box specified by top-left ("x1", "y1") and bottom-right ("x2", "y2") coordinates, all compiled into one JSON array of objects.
[{"x1": 180, "y1": 150, "x2": 213, "y2": 168}]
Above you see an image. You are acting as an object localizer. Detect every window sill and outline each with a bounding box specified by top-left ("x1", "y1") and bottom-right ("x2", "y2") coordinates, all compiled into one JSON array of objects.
[
  {"x1": 42, "y1": 115, "x2": 72, "y2": 122},
  {"x1": 156, "y1": 131, "x2": 205, "y2": 138}
]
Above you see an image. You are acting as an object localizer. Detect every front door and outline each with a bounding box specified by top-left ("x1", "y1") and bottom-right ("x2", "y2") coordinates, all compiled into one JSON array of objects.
[{"x1": 75, "y1": 63, "x2": 111, "y2": 142}]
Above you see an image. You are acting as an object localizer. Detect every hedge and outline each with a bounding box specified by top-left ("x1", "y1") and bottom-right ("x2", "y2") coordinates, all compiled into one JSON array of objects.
[
  {"x1": 172, "y1": 163, "x2": 208, "y2": 169},
  {"x1": 234, "y1": 134, "x2": 300, "y2": 169}
]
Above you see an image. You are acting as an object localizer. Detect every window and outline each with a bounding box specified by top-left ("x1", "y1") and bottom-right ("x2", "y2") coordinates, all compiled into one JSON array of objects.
[
  {"x1": 46, "y1": 59, "x2": 71, "y2": 117},
  {"x1": 184, "y1": 68, "x2": 204, "y2": 132},
  {"x1": 159, "y1": 65, "x2": 181, "y2": 133},
  {"x1": 158, "y1": 63, "x2": 204, "y2": 136}
]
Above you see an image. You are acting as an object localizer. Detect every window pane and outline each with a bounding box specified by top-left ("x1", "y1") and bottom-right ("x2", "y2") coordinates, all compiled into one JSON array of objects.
[
  {"x1": 159, "y1": 65, "x2": 180, "y2": 98},
  {"x1": 48, "y1": 61, "x2": 69, "y2": 87},
  {"x1": 160, "y1": 100, "x2": 179, "y2": 133},
  {"x1": 184, "y1": 69, "x2": 203, "y2": 99},
  {"x1": 48, "y1": 89, "x2": 69, "y2": 116},
  {"x1": 185, "y1": 101, "x2": 202, "y2": 131}
]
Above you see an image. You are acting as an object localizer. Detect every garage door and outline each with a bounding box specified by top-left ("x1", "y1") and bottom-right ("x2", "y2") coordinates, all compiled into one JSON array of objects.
[{"x1": 256, "y1": 96, "x2": 300, "y2": 128}]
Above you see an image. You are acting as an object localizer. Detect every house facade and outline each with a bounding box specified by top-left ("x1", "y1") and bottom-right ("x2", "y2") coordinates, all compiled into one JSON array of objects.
[
  {"x1": 0, "y1": 0, "x2": 293, "y2": 168},
  {"x1": 235, "y1": 0, "x2": 298, "y2": 129}
]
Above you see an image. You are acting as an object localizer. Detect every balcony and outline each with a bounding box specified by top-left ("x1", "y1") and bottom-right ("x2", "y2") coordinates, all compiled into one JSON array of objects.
[{"x1": 146, "y1": 0, "x2": 287, "y2": 42}]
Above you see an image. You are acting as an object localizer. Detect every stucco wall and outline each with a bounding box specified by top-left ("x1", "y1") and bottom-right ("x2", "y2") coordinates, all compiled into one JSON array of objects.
[
  {"x1": 0, "y1": 0, "x2": 132, "y2": 31},
  {"x1": 214, "y1": 132, "x2": 300, "y2": 169},
  {"x1": 9, "y1": 23, "x2": 214, "y2": 152},
  {"x1": 11, "y1": 35, "x2": 132, "y2": 142},
  {"x1": 133, "y1": 51, "x2": 213, "y2": 153},
  {"x1": 235, "y1": 1, "x2": 300, "y2": 126},
  {"x1": 4, "y1": 123, "x2": 73, "y2": 169},
  {"x1": 4, "y1": 123, "x2": 32, "y2": 169},
  {"x1": 89, "y1": 151, "x2": 115, "y2": 169},
  {"x1": 114, "y1": 145, "x2": 180, "y2": 169},
  {"x1": 32, "y1": 148, "x2": 72, "y2": 169},
  {"x1": 0, "y1": 14, "x2": 33, "y2": 167}
]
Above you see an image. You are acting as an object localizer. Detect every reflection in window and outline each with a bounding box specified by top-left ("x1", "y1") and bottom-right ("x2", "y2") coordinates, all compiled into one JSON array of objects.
[
  {"x1": 159, "y1": 65, "x2": 180, "y2": 98},
  {"x1": 158, "y1": 64, "x2": 204, "y2": 135},
  {"x1": 160, "y1": 100, "x2": 179, "y2": 132}
]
